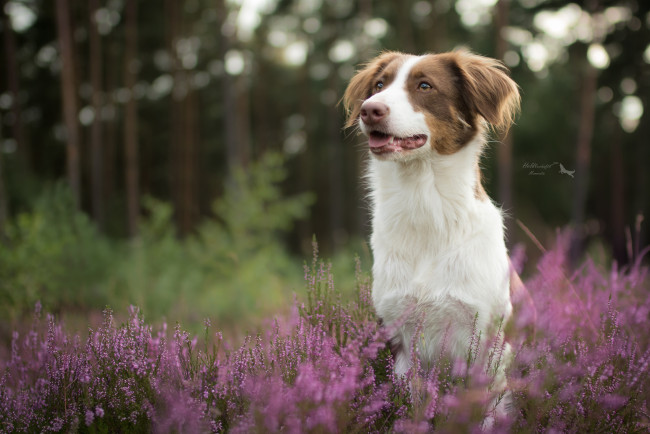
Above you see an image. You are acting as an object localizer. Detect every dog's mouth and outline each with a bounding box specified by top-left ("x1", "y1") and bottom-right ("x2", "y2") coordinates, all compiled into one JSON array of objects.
[{"x1": 368, "y1": 131, "x2": 427, "y2": 154}]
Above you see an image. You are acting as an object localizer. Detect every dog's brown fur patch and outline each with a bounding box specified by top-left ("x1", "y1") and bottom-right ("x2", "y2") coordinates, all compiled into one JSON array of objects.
[{"x1": 342, "y1": 51, "x2": 405, "y2": 129}]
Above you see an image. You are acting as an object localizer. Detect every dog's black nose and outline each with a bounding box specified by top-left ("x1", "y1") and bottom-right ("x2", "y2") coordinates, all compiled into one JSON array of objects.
[{"x1": 360, "y1": 101, "x2": 389, "y2": 125}]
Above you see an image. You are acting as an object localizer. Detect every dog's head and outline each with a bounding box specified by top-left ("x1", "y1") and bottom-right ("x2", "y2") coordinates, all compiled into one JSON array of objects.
[{"x1": 343, "y1": 51, "x2": 520, "y2": 161}]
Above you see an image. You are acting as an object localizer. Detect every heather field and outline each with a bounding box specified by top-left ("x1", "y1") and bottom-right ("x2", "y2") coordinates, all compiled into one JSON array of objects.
[{"x1": 1, "y1": 236, "x2": 649, "y2": 433}]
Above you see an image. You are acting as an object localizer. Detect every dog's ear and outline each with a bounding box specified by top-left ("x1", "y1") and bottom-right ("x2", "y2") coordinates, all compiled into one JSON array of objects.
[
  {"x1": 453, "y1": 51, "x2": 520, "y2": 131},
  {"x1": 342, "y1": 51, "x2": 401, "y2": 129}
]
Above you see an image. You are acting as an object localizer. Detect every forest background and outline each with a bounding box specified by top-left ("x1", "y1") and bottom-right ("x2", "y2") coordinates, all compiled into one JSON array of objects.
[{"x1": 0, "y1": 0, "x2": 648, "y2": 332}]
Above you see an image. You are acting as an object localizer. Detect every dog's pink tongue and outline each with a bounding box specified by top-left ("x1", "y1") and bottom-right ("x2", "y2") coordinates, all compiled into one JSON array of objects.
[{"x1": 368, "y1": 133, "x2": 393, "y2": 149}]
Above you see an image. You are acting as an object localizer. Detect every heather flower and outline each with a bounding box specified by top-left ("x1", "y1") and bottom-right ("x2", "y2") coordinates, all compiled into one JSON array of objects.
[
  {"x1": 84, "y1": 410, "x2": 94, "y2": 426},
  {"x1": 0, "y1": 236, "x2": 648, "y2": 432}
]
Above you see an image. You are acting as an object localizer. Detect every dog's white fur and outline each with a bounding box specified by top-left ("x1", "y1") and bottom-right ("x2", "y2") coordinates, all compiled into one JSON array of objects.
[
  {"x1": 344, "y1": 52, "x2": 521, "y2": 388},
  {"x1": 368, "y1": 138, "x2": 512, "y2": 376}
]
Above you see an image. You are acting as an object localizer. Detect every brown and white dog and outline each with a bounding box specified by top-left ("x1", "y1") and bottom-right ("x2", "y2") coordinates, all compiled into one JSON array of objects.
[{"x1": 343, "y1": 51, "x2": 525, "y2": 404}]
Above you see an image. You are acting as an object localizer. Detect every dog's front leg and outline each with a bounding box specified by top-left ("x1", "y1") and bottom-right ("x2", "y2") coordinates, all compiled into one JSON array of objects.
[
  {"x1": 375, "y1": 291, "x2": 418, "y2": 377},
  {"x1": 390, "y1": 334, "x2": 412, "y2": 377}
]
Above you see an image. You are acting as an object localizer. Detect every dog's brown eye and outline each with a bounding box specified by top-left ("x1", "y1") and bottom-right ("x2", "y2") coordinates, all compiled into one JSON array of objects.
[
  {"x1": 418, "y1": 82, "x2": 432, "y2": 91},
  {"x1": 375, "y1": 81, "x2": 384, "y2": 90}
]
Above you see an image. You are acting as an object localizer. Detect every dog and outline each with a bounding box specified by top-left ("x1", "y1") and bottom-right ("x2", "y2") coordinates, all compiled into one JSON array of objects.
[{"x1": 343, "y1": 50, "x2": 527, "y2": 413}]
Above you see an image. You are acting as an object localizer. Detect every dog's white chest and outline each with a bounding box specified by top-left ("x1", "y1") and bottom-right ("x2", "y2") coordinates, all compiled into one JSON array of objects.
[{"x1": 368, "y1": 157, "x2": 512, "y2": 362}]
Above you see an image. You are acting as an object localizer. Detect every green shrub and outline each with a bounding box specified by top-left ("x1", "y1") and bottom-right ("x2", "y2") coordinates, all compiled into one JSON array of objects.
[
  {"x1": 0, "y1": 184, "x2": 114, "y2": 319},
  {"x1": 0, "y1": 154, "x2": 315, "y2": 329}
]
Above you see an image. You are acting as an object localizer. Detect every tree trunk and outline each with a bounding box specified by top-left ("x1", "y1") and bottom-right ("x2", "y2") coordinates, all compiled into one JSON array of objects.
[
  {"x1": 494, "y1": 0, "x2": 514, "y2": 246},
  {"x1": 216, "y1": 0, "x2": 250, "y2": 175},
  {"x1": 359, "y1": 0, "x2": 372, "y2": 18},
  {"x1": 167, "y1": 0, "x2": 198, "y2": 235},
  {"x1": 55, "y1": 0, "x2": 81, "y2": 207},
  {"x1": 327, "y1": 69, "x2": 344, "y2": 251},
  {"x1": 1, "y1": 0, "x2": 29, "y2": 167},
  {"x1": 222, "y1": 69, "x2": 238, "y2": 173},
  {"x1": 1, "y1": 0, "x2": 21, "y2": 229},
  {"x1": 633, "y1": 104, "x2": 649, "y2": 255},
  {"x1": 104, "y1": 40, "x2": 119, "y2": 217},
  {"x1": 124, "y1": 0, "x2": 140, "y2": 236},
  {"x1": 0, "y1": 127, "x2": 7, "y2": 241},
  {"x1": 353, "y1": 0, "x2": 373, "y2": 242},
  {"x1": 89, "y1": 0, "x2": 104, "y2": 229},
  {"x1": 569, "y1": 0, "x2": 601, "y2": 262},
  {"x1": 235, "y1": 75, "x2": 251, "y2": 168},
  {"x1": 570, "y1": 62, "x2": 597, "y2": 262},
  {"x1": 180, "y1": 84, "x2": 199, "y2": 234},
  {"x1": 165, "y1": 0, "x2": 180, "y2": 233},
  {"x1": 395, "y1": 0, "x2": 415, "y2": 53},
  {"x1": 252, "y1": 55, "x2": 271, "y2": 157},
  {"x1": 296, "y1": 54, "x2": 314, "y2": 253},
  {"x1": 425, "y1": 0, "x2": 447, "y2": 52},
  {"x1": 610, "y1": 126, "x2": 626, "y2": 264}
]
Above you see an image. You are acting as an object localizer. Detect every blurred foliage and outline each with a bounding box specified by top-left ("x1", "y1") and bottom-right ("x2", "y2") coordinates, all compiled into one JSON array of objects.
[
  {"x1": 110, "y1": 153, "x2": 315, "y2": 325},
  {"x1": 0, "y1": 183, "x2": 114, "y2": 316},
  {"x1": 1, "y1": 0, "x2": 648, "y2": 259},
  {"x1": 1, "y1": 0, "x2": 649, "y2": 331},
  {"x1": 0, "y1": 153, "x2": 320, "y2": 327}
]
